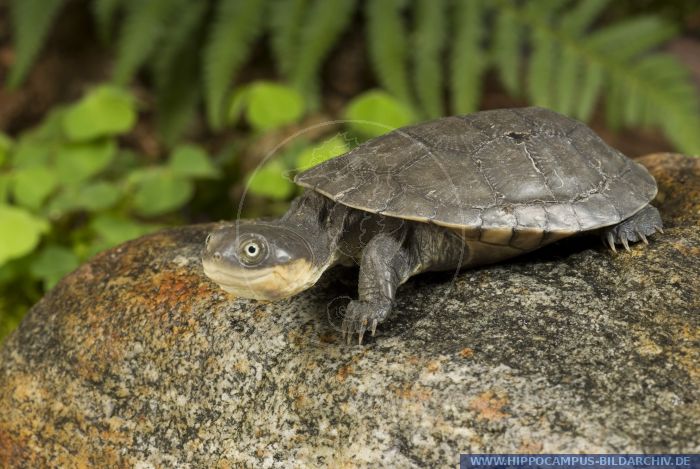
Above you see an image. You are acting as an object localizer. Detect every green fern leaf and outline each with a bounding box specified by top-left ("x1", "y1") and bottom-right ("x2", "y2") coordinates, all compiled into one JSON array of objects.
[
  {"x1": 492, "y1": 4, "x2": 521, "y2": 97},
  {"x1": 450, "y1": 0, "x2": 486, "y2": 114},
  {"x1": 153, "y1": 1, "x2": 207, "y2": 144},
  {"x1": 92, "y1": 0, "x2": 124, "y2": 43},
  {"x1": 291, "y1": 0, "x2": 356, "y2": 104},
  {"x1": 585, "y1": 16, "x2": 677, "y2": 60},
  {"x1": 113, "y1": 0, "x2": 174, "y2": 85},
  {"x1": 525, "y1": 2, "x2": 567, "y2": 109},
  {"x1": 560, "y1": 0, "x2": 611, "y2": 35},
  {"x1": 575, "y1": 62, "x2": 603, "y2": 121},
  {"x1": 7, "y1": 0, "x2": 65, "y2": 88},
  {"x1": 413, "y1": 0, "x2": 447, "y2": 118},
  {"x1": 153, "y1": 0, "x2": 206, "y2": 90},
  {"x1": 203, "y1": 0, "x2": 267, "y2": 129},
  {"x1": 366, "y1": 0, "x2": 412, "y2": 105},
  {"x1": 268, "y1": 0, "x2": 309, "y2": 79}
]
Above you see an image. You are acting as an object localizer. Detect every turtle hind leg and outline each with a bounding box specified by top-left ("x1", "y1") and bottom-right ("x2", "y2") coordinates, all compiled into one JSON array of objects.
[{"x1": 600, "y1": 205, "x2": 663, "y2": 252}]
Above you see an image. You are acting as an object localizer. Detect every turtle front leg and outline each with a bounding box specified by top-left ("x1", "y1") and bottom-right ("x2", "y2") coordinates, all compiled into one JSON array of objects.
[
  {"x1": 342, "y1": 232, "x2": 413, "y2": 344},
  {"x1": 601, "y1": 204, "x2": 663, "y2": 252}
]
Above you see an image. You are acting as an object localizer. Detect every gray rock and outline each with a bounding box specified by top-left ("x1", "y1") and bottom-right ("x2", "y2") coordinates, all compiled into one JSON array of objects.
[{"x1": 0, "y1": 153, "x2": 698, "y2": 467}]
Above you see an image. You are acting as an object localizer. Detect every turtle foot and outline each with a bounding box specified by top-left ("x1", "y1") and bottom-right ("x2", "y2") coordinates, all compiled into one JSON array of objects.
[
  {"x1": 341, "y1": 300, "x2": 390, "y2": 345},
  {"x1": 601, "y1": 205, "x2": 663, "y2": 253}
]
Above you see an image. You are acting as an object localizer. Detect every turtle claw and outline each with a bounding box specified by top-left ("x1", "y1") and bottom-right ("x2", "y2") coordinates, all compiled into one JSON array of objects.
[
  {"x1": 606, "y1": 232, "x2": 617, "y2": 252},
  {"x1": 342, "y1": 300, "x2": 389, "y2": 345},
  {"x1": 621, "y1": 236, "x2": 630, "y2": 251},
  {"x1": 636, "y1": 230, "x2": 648, "y2": 245}
]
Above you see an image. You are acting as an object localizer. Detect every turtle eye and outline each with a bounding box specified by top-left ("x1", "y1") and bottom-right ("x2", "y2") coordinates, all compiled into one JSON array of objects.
[{"x1": 240, "y1": 240, "x2": 264, "y2": 265}]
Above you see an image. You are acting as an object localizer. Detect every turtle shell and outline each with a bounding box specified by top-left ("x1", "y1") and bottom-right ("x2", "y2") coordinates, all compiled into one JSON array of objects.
[{"x1": 294, "y1": 107, "x2": 657, "y2": 247}]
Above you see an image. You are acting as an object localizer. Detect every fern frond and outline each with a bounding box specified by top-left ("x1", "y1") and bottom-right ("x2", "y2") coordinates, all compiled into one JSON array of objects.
[
  {"x1": 450, "y1": 0, "x2": 486, "y2": 114},
  {"x1": 7, "y1": 0, "x2": 65, "y2": 88},
  {"x1": 491, "y1": 5, "x2": 521, "y2": 97},
  {"x1": 153, "y1": 0, "x2": 206, "y2": 90},
  {"x1": 291, "y1": 0, "x2": 356, "y2": 104},
  {"x1": 113, "y1": 0, "x2": 174, "y2": 85},
  {"x1": 413, "y1": 0, "x2": 447, "y2": 118},
  {"x1": 92, "y1": 0, "x2": 125, "y2": 43},
  {"x1": 525, "y1": 2, "x2": 566, "y2": 109},
  {"x1": 366, "y1": 0, "x2": 412, "y2": 105},
  {"x1": 203, "y1": 0, "x2": 267, "y2": 129},
  {"x1": 585, "y1": 16, "x2": 676, "y2": 60},
  {"x1": 268, "y1": 0, "x2": 310, "y2": 79},
  {"x1": 501, "y1": 1, "x2": 700, "y2": 153},
  {"x1": 153, "y1": 0, "x2": 207, "y2": 144}
]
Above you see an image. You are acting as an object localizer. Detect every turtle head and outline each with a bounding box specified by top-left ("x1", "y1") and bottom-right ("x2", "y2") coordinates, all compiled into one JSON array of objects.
[{"x1": 202, "y1": 221, "x2": 323, "y2": 301}]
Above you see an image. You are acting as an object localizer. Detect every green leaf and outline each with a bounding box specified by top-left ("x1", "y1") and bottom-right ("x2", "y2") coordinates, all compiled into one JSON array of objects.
[
  {"x1": 246, "y1": 82, "x2": 305, "y2": 131},
  {"x1": 11, "y1": 167, "x2": 57, "y2": 210},
  {"x1": 344, "y1": 90, "x2": 417, "y2": 137},
  {"x1": 62, "y1": 86, "x2": 137, "y2": 141},
  {"x1": 247, "y1": 160, "x2": 295, "y2": 200},
  {"x1": 227, "y1": 86, "x2": 251, "y2": 124},
  {"x1": 413, "y1": 0, "x2": 447, "y2": 118},
  {"x1": 0, "y1": 134, "x2": 12, "y2": 167},
  {"x1": 366, "y1": 0, "x2": 412, "y2": 105},
  {"x1": 11, "y1": 139, "x2": 51, "y2": 169},
  {"x1": 90, "y1": 214, "x2": 159, "y2": 247},
  {"x1": 268, "y1": 0, "x2": 310, "y2": 79},
  {"x1": 46, "y1": 184, "x2": 120, "y2": 217},
  {"x1": 492, "y1": 5, "x2": 521, "y2": 97},
  {"x1": 203, "y1": 0, "x2": 266, "y2": 129},
  {"x1": 0, "y1": 175, "x2": 12, "y2": 203},
  {"x1": 113, "y1": 0, "x2": 174, "y2": 85},
  {"x1": 169, "y1": 145, "x2": 219, "y2": 178},
  {"x1": 131, "y1": 169, "x2": 194, "y2": 216},
  {"x1": 296, "y1": 135, "x2": 350, "y2": 170},
  {"x1": 450, "y1": 0, "x2": 487, "y2": 114},
  {"x1": 92, "y1": 0, "x2": 124, "y2": 43},
  {"x1": 7, "y1": 0, "x2": 65, "y2": 88},
  {"x1": 29, "y1": 245, "x2": 80, "y2": 290},
  {"x1": 55, "y1": 140, "x2": 116, "y2": 186},
  {"x1": 291, "y1": 0, "x2": 356, "y2": 103},
  {"x1": 0, "y1": 205, "x2": 49, "y2": 266}
]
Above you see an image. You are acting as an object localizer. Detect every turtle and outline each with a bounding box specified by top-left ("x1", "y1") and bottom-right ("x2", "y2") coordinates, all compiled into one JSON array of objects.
[{"x1": 202, "y1": 107, "x2": 663, "y2": 344}]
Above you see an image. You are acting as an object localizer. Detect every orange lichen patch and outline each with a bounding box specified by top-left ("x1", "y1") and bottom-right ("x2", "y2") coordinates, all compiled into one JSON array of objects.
[
  {"x1": 392, "y1": 383, "x2": 432, "y2": 401},
  {"x1": 638, "y1": 153, "x2": 700, "y2": 225},
  {"x1": 426, "y1": 360, "x2": 441, "y2": 373},
  {"x1": 336, "y1": 365, "x2": 353, "y2": 383},
  {"x1": 0, "y1": 428, "x2": 33, "y2": 468},
  {"x1": 152, "y1": 271, "x2": 210, "y2": 310},
  {"x1": 517, "y1": 437, "x2": 544, "y2": 453},
  {"x1": 459, "y1": 348, "x2": 475, "y2": 358},
  {"x1": 469, "y1": 390, "x2": 509, "y2": 422}
]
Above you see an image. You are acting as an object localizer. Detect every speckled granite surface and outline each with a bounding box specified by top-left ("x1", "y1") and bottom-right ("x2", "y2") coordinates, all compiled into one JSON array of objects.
[{"x1": 0, "y1": 153, "x2": 698, "y2": 468}]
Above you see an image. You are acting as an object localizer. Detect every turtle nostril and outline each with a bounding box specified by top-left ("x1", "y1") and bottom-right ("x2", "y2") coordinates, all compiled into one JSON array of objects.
[{"x1": 214, "y1": 252, "x2": 222, "y2": 261}]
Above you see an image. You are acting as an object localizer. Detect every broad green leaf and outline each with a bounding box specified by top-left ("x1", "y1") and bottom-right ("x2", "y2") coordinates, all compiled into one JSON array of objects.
[
  {"x1": 55, "y1": 140, "x2": 116, "y2": 186},
  {"x1": 11, "y1": 139, "x2": 51, "y2": 169},
  {"x1": 246, "y1": 82, "x2": 305, "y2": 131},
  {"x1": 132, "y1": 169, "x2": 194, "y2": 216},
  {"x1": 413, "y1": 0, "x2": 447, "y2": 118},
  {"x1": 90, "y1": 214, "x2": 161, "y2": 253},
  {"x1": 29, "y1": 245, "x2": 80, "y2": 290},
  {"x1": 0, "y1": 134, "x2": 12, "y2": 167},
  {"x1": 169, "y1": 145, "x2": 219, "y2": 178},
  {"x1": 62, "y1": 86, "x2": 137, "y2": 141},
  {"x1": 247, "y1": 160, "x2": 295, "y2": 199},
  {"x1": 0, "y1": 205, "x2": 49, "y2": 265},
  {"x1": 77, "y1": 182, "x2": 122, "y2": 212},
  {"x1": 0, "y1": 175, "x2": 10, "y2": 203},
  {"x1": 12, "y1": 167, "x2": 58, "y2": 210},
  {"x1": 227, "y1": 86, "x2": 251, "y2": 124},
  {"x1": 344, "y1": 90, "x2": 416, "y2": 137},
  {"x1": 450, "y1": 0, "x2": 486, "y2": 114},
  {"x1": 296, "y1": 135, "x2": 349, "y2": 170}
]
